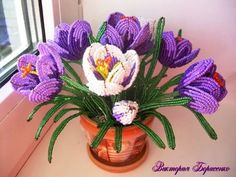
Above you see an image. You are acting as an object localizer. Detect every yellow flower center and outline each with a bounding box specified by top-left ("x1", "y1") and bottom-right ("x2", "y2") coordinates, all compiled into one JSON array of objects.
[
  {"x1": 96, "y1": 56, "x2": 112, "y2": 79},
  {"x1": 20, "y1": 63, "x2": 38, "y2": 78}
]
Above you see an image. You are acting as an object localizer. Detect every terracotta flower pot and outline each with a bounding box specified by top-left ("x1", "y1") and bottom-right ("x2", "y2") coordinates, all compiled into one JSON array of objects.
[{"x1": 80, "y1": 115, "x2": 154, "y2": 172}]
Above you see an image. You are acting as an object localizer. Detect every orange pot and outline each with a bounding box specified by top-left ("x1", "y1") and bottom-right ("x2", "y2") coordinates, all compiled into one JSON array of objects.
[{"x1": 80, "y1": 115, "x2": 154, "y2": 172}]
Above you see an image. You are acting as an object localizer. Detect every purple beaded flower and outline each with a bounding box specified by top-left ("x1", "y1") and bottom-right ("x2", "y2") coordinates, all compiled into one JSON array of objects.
[
  {"x1": 176, "y1": 59, "x2": 227, "y2": 114},
  {"x1": 10, "y1": 43, "x2": 64, "y2": 103},
  {"x1": 159, "y1": 31, "x2": 200, "y2": 68},
  {"x1": 48, "y1": 20, "x2": 92, "y2": 60},
  {"x1": 100, "y1": 12, "x2": 153, "y2": 55}
]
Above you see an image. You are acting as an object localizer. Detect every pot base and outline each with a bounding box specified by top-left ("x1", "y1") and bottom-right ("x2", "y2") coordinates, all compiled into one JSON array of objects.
[{"x1": 87, "y1": 143, "x2": 149, "y2": 173}]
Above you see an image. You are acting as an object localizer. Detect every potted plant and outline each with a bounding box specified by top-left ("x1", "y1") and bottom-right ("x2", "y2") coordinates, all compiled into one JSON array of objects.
[{"x1": 10, "y1": 12, "x2": 227, "y2": 172}]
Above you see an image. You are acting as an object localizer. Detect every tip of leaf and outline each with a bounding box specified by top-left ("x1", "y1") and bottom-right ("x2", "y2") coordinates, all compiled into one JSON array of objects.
[{"x1": 48, "y1": 158, "x2": 52, "y2": 163}]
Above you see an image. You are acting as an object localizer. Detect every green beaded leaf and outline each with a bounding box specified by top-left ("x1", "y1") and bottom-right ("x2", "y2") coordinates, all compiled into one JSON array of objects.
[
  {"x1": 159, "y1": 73, "x2": 183, "y2": 92},
  {"x1": 61, "y1": 75, "x2": 90, "y2": 93},
  {"x1": 35, "y1": 101, "x2": 72, "y2": 140},
  {"x1": 139, "y1": 97, "x2": 191, "y2": 112},
  {"x1": 144, "y1": 110, "x2": 175, "y2": 149},
  {"x1": 62, "y1": 60, "x2": 82, "y2": 84},
  {"x1": 146, "y1": 17, "x2": 165, "y2": 79},
  {"x1": 187, "y1": 108, "x2": 218, "y2": 140},
  {"x1": 54, "y1": 108, "x2": 81, "y2": 122},
  {"x1": 96, "y1": 21, "x2": 107, "y2": 42},
  {"x1": 90, "y1": 119, "x2": 113, "y2": 149},
  {"x1": 48, "y1": 112, "x2": 83, "y2": 163},
  {"x1": 115, "y1": 125, "x2": 122, "y2": 153},
  {"x1": 27, "y1": 101, "x2": 54, "y2": 121},
  {"x1": 133, "y1": 121, "x2": 166, "y2": 149},
  {"x1": 89, "y1": 34, "x2": 97, "y2": 44}
]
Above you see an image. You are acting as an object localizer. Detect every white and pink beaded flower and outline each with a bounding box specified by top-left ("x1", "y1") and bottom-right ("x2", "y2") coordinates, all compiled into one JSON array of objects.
[
  {"x1": 82, "y1": 43, "x2": 140, "y2": 96},
  {"x1": 112, "y1": 100, "x2": 139, "y2": 125}
]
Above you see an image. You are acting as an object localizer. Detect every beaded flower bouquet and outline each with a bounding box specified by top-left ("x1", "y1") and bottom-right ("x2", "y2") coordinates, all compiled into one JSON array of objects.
[{"x1": 10, "y1": 12, "x2": 227, "y2": 172}]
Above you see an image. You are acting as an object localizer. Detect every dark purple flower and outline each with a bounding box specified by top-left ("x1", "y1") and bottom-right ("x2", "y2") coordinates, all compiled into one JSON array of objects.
[
  {"x1": 100, "y1": 12, "x2": 153, "y2": 55},
  {"x1": 48, "y1": 20, "x2": 92, "y2": 60},
  {"x1": 10, "y1": 43, "x2": 64, "y2": 103},
  {"x1": 176, "y1": 59, "x2": 227, "y2": 114},
  {"x1": 159, "y1": 31, "x2": 200, "y2": 68}
]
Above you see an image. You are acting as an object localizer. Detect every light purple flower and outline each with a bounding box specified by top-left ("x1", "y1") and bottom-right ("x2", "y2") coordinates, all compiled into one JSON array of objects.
[
  {"x1": 10, "y1": 43, "x2": 64, "y2": 103},
  {"x1": 48, "y1": 20, "x2": 92, "y2": 60},
  {"x1": 176, "y1": 59, "x2": 227, "y2": 114},
  {"x1": 100, "y1": 12, "x2": 153, "y2": 55},
  {"x1": 82, "y1": 43, "x2": 140, "y2": 96},
  {"x1": 112, "y1": 100, "x2": 139, "y2": 125},
  {"x1": 159, "y1": 31, "x2": 200, "y2": 68}
]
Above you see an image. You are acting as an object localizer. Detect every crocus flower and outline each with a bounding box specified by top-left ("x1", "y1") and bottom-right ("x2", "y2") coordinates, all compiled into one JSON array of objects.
[
  {"x1": 48, "y1": 20, "x2": 92, "y2": 60},
  {"x1": 100, "y1": 12, "x2": 153, "y2": 55},
  {"x1": 176, "y1": 59, "x2": 227, "y2": 114},
  {"x1": 112, "y1": 100, "x2": 139, "y2": 125},
  {"x1": 10, "y1": 43, "x2": 64, "y2": 103},
  {"x1": 159, "y1": 31, "x2": 200, "y2": 68},
  {"x1": 82, "y1": 43, "x2": 140, "y2": 96}
]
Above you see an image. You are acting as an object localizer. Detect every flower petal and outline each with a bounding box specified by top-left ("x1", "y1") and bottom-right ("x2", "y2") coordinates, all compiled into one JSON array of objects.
[
  {"x1": 175, "y1": 39, "x2": 192, "y2": 59},
  {"x1": 47, "y1": 40, "x2": 74, "y2": 59},
  {"x1": 37, "y1": 43, "x2": 64, "y2": 75},
  {"x1": 190, "y1": 77, "x2": 221, "y2": 101},
  {"x1": 29, "y1": 78, "x2": 62, "y2": 103},
  {"x1": 10, "y1": 72, "x2": 38, "y2": 96},
  {"x1": 170, "y1": 48, "x2": 200, "y2": 68},
  {"x1": 129, "y1": 23, "x2": 152, "y2": 50},
  {"x1": 17, "y1": 54, "x2": 38, "y2": 71},
  {"x1": 36, "y1": 55, "x2": 59, "y2": 81},
  {"x1": 112, "y1": 100, "x2": 138, "y2": 125},
  {"x1": 159, "y1": 32, "x2": 177, "y2": 66},
  {"x1": 100, "y1": 24, "x2": 124, "y2": 50},
  {"x1": 67, "y1": 20, "x2": 92, "y2": 60},
  {"x1": 107, "y1": 12, "x2": 124, "y2": 27},
  {"x1": 54, "y1": 23, "x2": 70, "y2": 50},
  {"x1": 115, "y1": 17, "x2": 141, "y2": 44},
  {"x1": 178, "y1": 59, "x2": 214, "y2": 88},
  {"x1": 180, "y1": 85, "x2": 219, "y2": 114},
  {"x1": 122, "y1": 50, "x2": 140, "y2": 89}
]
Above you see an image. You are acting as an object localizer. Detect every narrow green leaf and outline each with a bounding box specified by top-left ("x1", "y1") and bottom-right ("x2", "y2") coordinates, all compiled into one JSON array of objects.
[
  {"x1": 62, "y1": 60, "x2": 82, "y2": 84},
  {"x1": 96, "y1": 21, "x2": 107, "y2": 42},
  {"x1": 90, "y1": 119, "x2": 113, "y2": 148},
  {"x1": 61, "y1": 75, "x2": 90, "y2": 93},
  {"x1": 35, "y1": 102, "x2": 68, "y2": 140},
  {"x1": 115, "y1": 126, "x2": 122, "y2": 153},
  {"x1": 146, "y1": 17, "x2": 165, "y2": 79},
  {"x1": 139, "y1": 97, "x2": 191, "y2": 112},
  {"x1": 145, "y1": 110, "x2": 175, "y2": 149},
  {"x1": 48, "y1": 112, "x2": 83, "y2": 163},
  {"x1": 90, "y1": 95, "x2": 112, "y2": 118},
  {"x1": 133, "y1": 121, "x2": 166, "y2": 149},
  {"x1": 62, "y1": 85, "x2": 81, "y2": 96},
  {"x1": 89, "y1": 34, "x2": 97, "y2": 44},
  {"x1": 187, "y1": 108, "x2": 217, "y2": 140},
  {"x1": 149, "y1": 66, "x2": 168, "y2": 87},
  {"x1": 28, "y1": 101, "x2": 54, "y2": 121},
  {"x1": 54, "y1": 108, "x2": 81, "y2": 122},
  {"x1": 160, "y1": 73, "x2": 183, "y2": 92}
]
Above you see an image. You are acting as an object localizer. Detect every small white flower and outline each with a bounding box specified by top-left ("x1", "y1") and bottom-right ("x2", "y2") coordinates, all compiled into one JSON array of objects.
[
  {"x1": 112, "y1": 100, "x2": 139, "y2": 125},
  {"x1": 82, "y1": 43, "x2": 140, "y2": 96}
]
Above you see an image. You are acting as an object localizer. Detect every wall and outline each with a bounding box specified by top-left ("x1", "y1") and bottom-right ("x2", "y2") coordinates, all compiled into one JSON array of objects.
[{"x1": 82, "y1": 0, "x2": 236, "y2": 79}]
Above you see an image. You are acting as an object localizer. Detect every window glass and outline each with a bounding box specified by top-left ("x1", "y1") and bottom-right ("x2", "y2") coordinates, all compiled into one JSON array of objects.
[{"x1": 0, "y1": 0, "x2": 43, "y2": 85}]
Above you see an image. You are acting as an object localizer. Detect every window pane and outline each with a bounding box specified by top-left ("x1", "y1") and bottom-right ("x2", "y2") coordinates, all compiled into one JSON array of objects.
[{"x1": 0, "y1": 0, "x2": 42, "y2": 84}]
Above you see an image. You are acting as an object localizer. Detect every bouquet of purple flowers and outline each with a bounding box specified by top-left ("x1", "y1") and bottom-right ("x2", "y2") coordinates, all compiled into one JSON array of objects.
[{"x1": 10, "y1": 12, "x2": 227, "y2": 163}]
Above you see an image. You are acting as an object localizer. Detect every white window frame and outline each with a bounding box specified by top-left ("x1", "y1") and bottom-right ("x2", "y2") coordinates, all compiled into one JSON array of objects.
[{"x1": 0, "y1": 1, "x2": 82, "y2": 177}]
